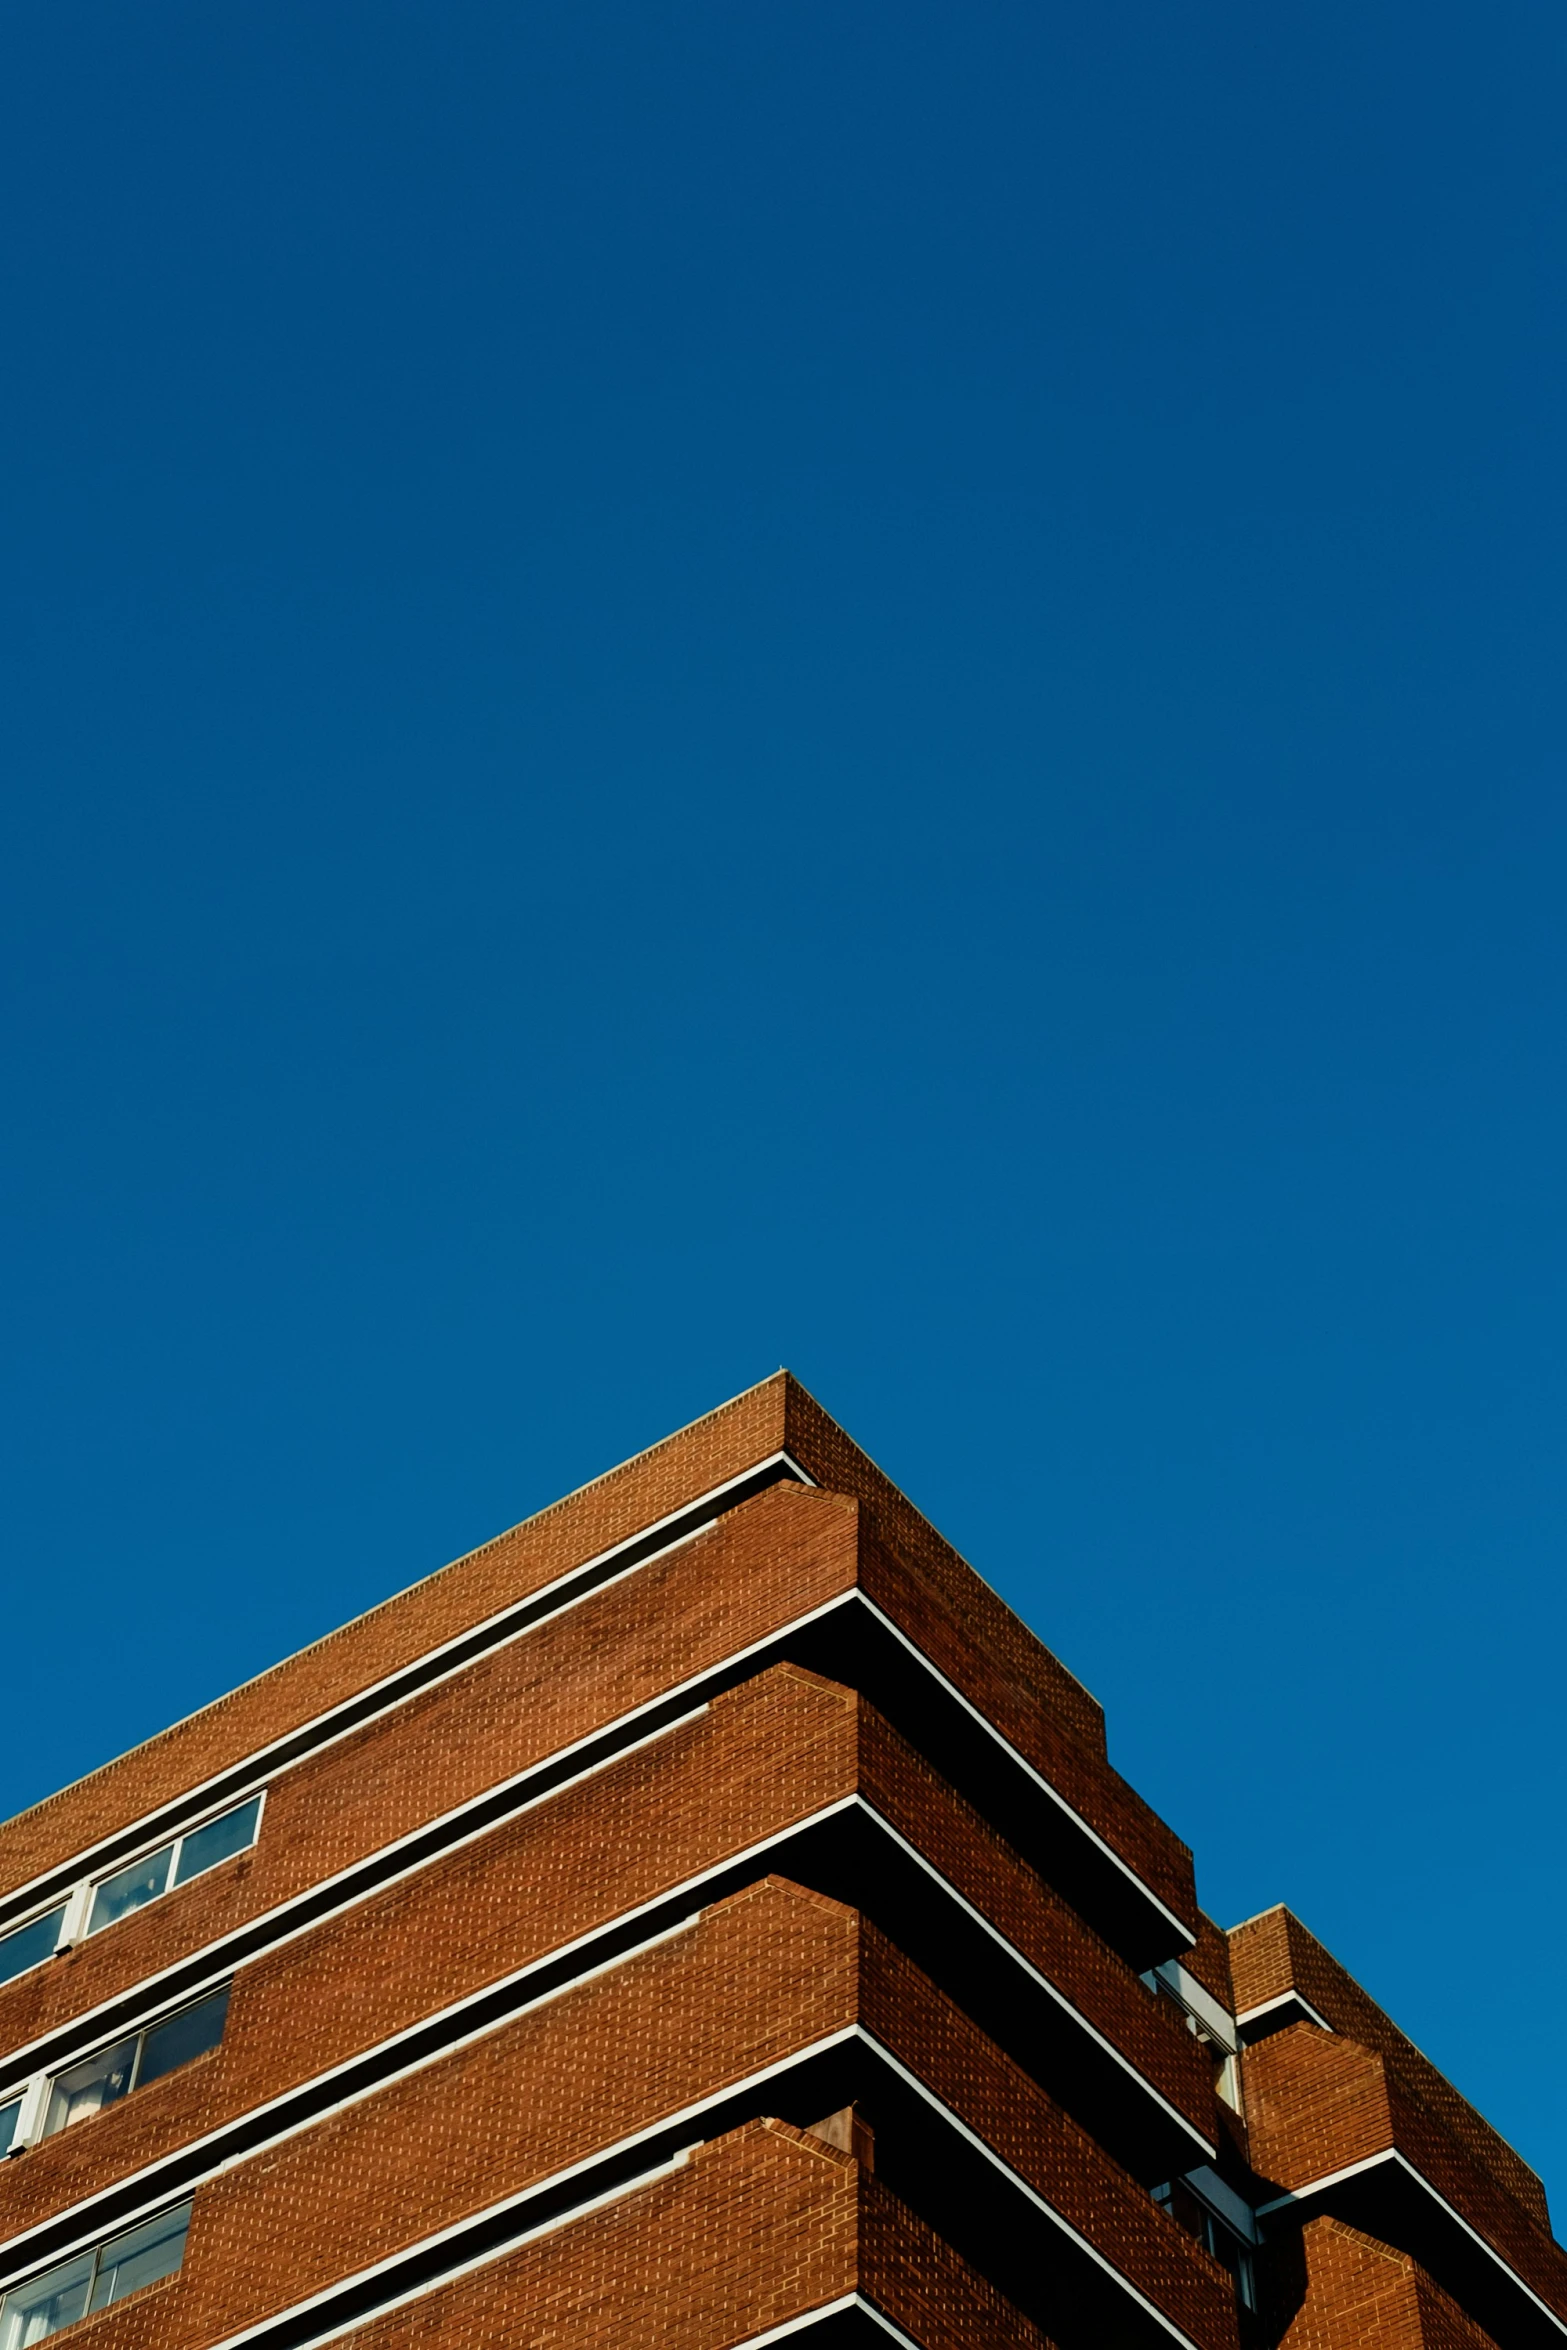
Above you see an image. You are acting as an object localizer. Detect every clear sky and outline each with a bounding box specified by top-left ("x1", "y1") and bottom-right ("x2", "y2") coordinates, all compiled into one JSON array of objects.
[{"x1": 4, "y1": 0, "x2": 1565, "y2": 2208}]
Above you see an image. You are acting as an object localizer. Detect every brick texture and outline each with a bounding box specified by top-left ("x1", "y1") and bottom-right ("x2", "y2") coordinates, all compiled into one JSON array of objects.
[
  {"x1": 1228, "y1": 1910, "x2": 1548, "y2": 2234},
  {"x1": 0, "y1": 1482, "x2": 1190, "y2": 2063},
  {"x1": 5, "y1": 1880, "x2": 1234, "y2": 2350},
  {"x1": 0, "y1": 1372, "x2": 1117, "y2": 1906},
  {"x1": 1242, "y1": 2026, "x2": 1567, "y2": 2322},
  {"x1": 1262, "y1": 2215, "x2": 1502, "y2": 2350},
  {"x1": 116, "y1": 2118, "x2": 1050, "y2": 2350},
  {"x1": 0, "y1": 1666, "x2": 1210, "y2": 2245}
]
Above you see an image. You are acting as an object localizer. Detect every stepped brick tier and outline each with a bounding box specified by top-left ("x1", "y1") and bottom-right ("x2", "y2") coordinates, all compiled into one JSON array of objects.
[{"x1": 0, "y1": 1374, "x2": 1557, "y2": 2350}]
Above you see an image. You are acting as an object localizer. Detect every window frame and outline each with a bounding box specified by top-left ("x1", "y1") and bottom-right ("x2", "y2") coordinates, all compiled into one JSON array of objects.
[
  {"x1": 0, "y1": 1901, "x2": 72, "y2": 1995},
  {"x1": 0, "y1": 1789, "x2": 267, "y2": 2007},
  {"x1": 0, "y1": 2198, "x2": 193, "y2": 2346},
  {"x1": 41, "y1": 1983, "x2": 231, "y2": 2143},
  {"x1": 3, "y1": 1981, "x2": 233, "y2": 2159},
  {"x1": 81, "y1": 1791, "x2": 266, "y2": 1942}
]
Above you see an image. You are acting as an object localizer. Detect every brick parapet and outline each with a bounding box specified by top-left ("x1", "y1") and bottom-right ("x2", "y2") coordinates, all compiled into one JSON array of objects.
[
  {"x1": 858, "y1": 1921, "x2": 1239, "y2": 2350},
  {"x1": 0, "y1": 1667, "x2": 1207, "y2": 2240},
  {"x1": 860, "y1": 1529, "x2": 1194, "y2": 1933},
  {"x1": 0, "y1": 1483, "x2": 1190, "y2": 2060},
  {"x1": 1229, "y1": 1912, "x2": 1548, "y2": 2233},
  {"x1": 1262, "y1": 2214, "x2": 1502, "y2": 2350},
  {"x1": 0, "y1": 1378, "x2": 798, "y2": 1901},
  {"x1": 0, "y1": 1374, "x2": 1117, "y2": 1908},
  {"x1": 2, "y1": 1881, "x2": 1228, "y2": 2350},
  {"x1": 1183, "y1": 1914, "x2": 1238, "y2": 2016},
  {"x1": 1242, "y1": 2027, "x2": 1567, "y2": 2323},
  {"x1": 783, "y1": 1379, "x2": 1107, "y2": 1757}
]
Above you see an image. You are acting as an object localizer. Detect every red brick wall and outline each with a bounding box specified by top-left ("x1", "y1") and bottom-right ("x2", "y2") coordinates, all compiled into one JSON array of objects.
[
  {"x1": 784, "y1": 1380, "x2": 1106, "y2": 1758},
  {"x1": 0, "y1": 1486, "x2": 861, "y2": 2050},
  {"x1": 1228, "y1": 1910, "x2": 1547, "y2": 2233},
  {"x1": 1242, "y1": 2026, "x2": 1567, "y2": 2321},
  {"x1": 0, "y1": 1373, "x2": 1123, "y2": 1909},
  {"x1": 9, "y1": 1880, "x2": 1230, "y2": 2350},
  {"x1": 249, "y1": 2118, "x2": 1049, "y2": 2350},
  {"x1": 0, "y1": 1378, "x2": 799, "y2": 1901},
  {"x1": 1, "y1": 1669, "x2": 1207, "y2": 2247},
  {"x1": 1263, "y1": 2215, "x2": 1501, "y2": 2350},
  {"x1": 1, "y1": 1481, "x2": 1189, "y2": 2068}
]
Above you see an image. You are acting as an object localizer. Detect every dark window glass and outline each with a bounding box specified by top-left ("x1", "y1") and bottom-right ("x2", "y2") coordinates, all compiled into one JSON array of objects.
[
  {"x1": 137, "y1": 1988, "x2": 229, "y2": 2088},
  {"x1": 0, "y1": 1907, "x2": 66, "y2": 1988},
  {"x1": 0, "y1": 2099, "x2": 21, "y2": 2157},
  {"x1": 86, "y1": 2204, "x2": 190, "y2": 2314},
  {"x1": 173, "y1": 1799, "x2": 261, "y2": 1887},
  {"x1": 88, "y1": 1846, "x2": 173, "y2": 1935}
]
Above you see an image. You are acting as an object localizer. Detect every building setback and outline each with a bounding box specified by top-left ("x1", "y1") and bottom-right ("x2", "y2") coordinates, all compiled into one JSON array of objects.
[{"x1": 0, "y1": 1374, "x2": 1559, "y2": 2350}]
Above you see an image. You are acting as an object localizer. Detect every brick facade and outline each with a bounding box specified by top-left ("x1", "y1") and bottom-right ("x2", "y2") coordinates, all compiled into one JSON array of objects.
[{"x1": 0, "y1": 1374, "x2": 1557, "y2": 2350}]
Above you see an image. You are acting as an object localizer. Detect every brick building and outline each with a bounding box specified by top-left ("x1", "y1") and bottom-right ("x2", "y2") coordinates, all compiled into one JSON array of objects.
[{"x1": 0, "y1": 1373, "x2": 1559, "y2": 2350}]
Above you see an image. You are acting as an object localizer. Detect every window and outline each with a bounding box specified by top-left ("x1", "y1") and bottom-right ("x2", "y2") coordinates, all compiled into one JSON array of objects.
[
  {"x1": 1155, "y1": 2180, "x2": 1257, "y2": 2313},
  {"x1": 0, "y1": 2203, "x2": 191, "y2": 2347},
  {"x1": 1144, "y1": 1962, "x2": 1243, "y2": 2115},
  {"x1": 0, "y1": 1909, "x2": 67, "y2": 1991},
  {"x1": 87, "y1": 1798, "x2": 262, "y2": 1938},
  {"x1": 0, "y1": 2099, "x2": 21, "y2": 2159},
  {"x1": 43, "y1": 1986, "x2": 229, "y2": 2140}
]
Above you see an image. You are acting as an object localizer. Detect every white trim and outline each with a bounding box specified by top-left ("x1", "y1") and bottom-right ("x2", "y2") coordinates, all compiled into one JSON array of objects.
[
  {"x1": 852, "y1": 1803, "x2": 1212, "y2": 2156},
  {"x1": 0, "y1": 1775, "x2": 1207, "y2": 2242},
  {"x1": 197, "y1": 2029, "x2": 864, "y2": 2350},
  {"x1": 855, "y1": 1595, "x2": 1195, "y2": 1945},
  {"x1": 851, "y1": 2026, "x2": 1204, "y2": 2350},
  {"x1": 1225, "y1": 1902, "x2": 1287, "y2": 1936},
  {"x1": 0, "y1": 1585, "x2": 1186, "y2": 2099},
  {"x1": 737, "y1": 2298, "x2": 921, "y2": 2347},
  {"x1": 1155, "y1": 1962, "x2": 1238, "y2": 2054},
  {"x1": 0, "y1": 1912, "x2": 705, "y2": 2285},
  {"x1": 1236, "y1": 1988, "x2": 1333, "y2": 2035},
  {"x1": 1254, "y1": 2147, "x2": 1393, "y2": 2210},
  {"x1": 0, "y1": 1451, "x2": 813, "y2": 1919},
  {"x1": 735, "y1": 2299, "x2": 861, "y2": 2346},
  {"x1": 1256, "y1": 2149, "x2": 1567, "y2": 2340}
]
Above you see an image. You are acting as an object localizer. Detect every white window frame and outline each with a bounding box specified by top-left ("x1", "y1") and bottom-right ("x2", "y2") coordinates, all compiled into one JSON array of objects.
[
  {"x1": 2, "y1": 1985, "x2": 232, "y2": 2157},
  {"x1": 78, "y1": 1791, "x2": 268, "y2": 1945},
  {"x1": 0, "y1": 1899, "x2": 74, "y2": 1992},
  {"x1": 0, "y1": 2197, "x2": 193, "y2": 2344},
  {"x1": 0, "y1": 1791, "x2": 267, "y2": 2004}
]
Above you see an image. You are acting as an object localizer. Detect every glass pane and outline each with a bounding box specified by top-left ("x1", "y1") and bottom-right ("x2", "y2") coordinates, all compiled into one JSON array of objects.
[
  {"x1": 136, "y1": 1987, "x2": 229, "y2": 2088},
  {"x1": 0, "y1": 2098, "x2": 21, "y2": 2157},
  {"x1": 172, "y1": 1799, "x2": 261, "y2": 1887},
  {"x1": 87, "y1": 1846, "x2": 173, "y2": 1936},
  {"x1": 86, "y1": 2203, "x2": 191, "y2": 2313},
  {"x1": 0, "y1": 1908, "x2": 66, "y2": 1989},
  {"x1": 0, "y1": 2253, "x2": 94, "y2": 2348},
  {"x1": 43, "y1": 2040, "x2": 138, "y2": 2138}
]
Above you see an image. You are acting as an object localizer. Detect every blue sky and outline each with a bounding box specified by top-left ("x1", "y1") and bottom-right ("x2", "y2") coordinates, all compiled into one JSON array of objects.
[{"x1": 4, "y1": 0, "x2": 1565, "y2": 2204}]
